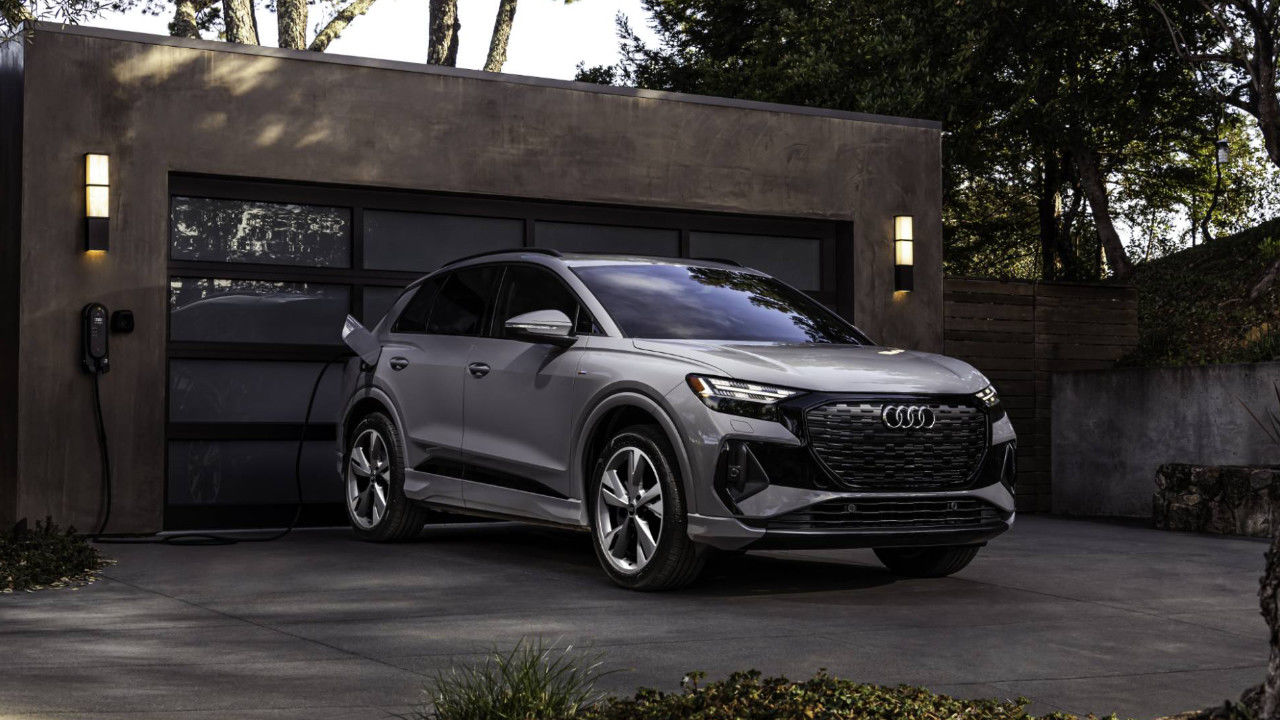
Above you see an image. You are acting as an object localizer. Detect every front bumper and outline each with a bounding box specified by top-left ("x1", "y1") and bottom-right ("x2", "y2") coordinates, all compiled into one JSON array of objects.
[
  {"x1": 669, "y1": 386, "x2": 1018, "y2": 551},
  {"x1": 688, "y1": 482, "x2": 1015, "y2": 551}
]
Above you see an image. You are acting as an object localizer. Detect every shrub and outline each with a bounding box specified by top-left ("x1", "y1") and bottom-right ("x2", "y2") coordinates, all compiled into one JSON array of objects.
[
  {"x1": 582, "y1": 670, "x2": 1097, "y2": 720},
  {"x1": 419, "y1": 640, "x2": 609, "y2": 720},
  {"x1": 0, "y1": 517, "x2": 109, "y2": 592}
]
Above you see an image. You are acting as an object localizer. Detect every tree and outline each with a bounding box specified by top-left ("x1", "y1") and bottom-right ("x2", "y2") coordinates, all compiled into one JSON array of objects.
[
  {"x1": 1155, "y1": 0, "x2": 1280, "y2": 170},
  {"x1": 2, "y1": 0, "x2": 116, "y2": 37},
  {"x1": 581, "y1": 0, "x2": 1239, "y2": 281},
  {"x1": 428, "y1": 0, "x2": 579, "y2": 72}
]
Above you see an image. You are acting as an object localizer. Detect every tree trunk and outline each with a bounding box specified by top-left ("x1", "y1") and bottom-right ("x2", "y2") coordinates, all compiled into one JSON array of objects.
[
  {"x1": 1259, "y1": 91, "x2": 1280, "y2": 171},
  {"x1": 483, "y1": 0, "x2": 518, "y2": 72},
  {"x1": 1074, "y1": 146, "x2": 1133, "y2": 280},
  {"x1": 169, "y1": 0, "x2": 202, "y2": 37},
  {"x1": 1261, "y1": 530, "x2": 1280, "y2": 720},
  {"x1": 1037, "y1": 149, "x2": 1061, "y2": 281},
  {"x1": 428, "y1": 0, "x2": 459, "y2": 66},
  {"x1": 309, "y1": 0, "x2": 376, "y2": 52},
  {"x1": 222, "y1": 0, "x2": 258, "y2": 44},
  {"x1": 277, "y1": 0, "x2": 307, "y2": 49}
]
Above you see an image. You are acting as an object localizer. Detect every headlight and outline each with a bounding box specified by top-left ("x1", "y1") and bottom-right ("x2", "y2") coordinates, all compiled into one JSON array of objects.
[
  {"x1": 976, "y1": 384, "x2": 999, "y2": 408},
  {"x1": 686, "y1": 375, "x2": 802, "y2": 421}
]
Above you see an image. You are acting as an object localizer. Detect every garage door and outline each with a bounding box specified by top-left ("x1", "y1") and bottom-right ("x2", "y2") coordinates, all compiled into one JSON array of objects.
[{"x1": 166, "y1": 175, "x2": 851, "y2": 529}]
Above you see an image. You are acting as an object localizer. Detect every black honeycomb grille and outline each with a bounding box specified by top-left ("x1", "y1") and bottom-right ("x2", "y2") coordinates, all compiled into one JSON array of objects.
[
  {"x1": 805, "y1": 400, "x2": 987, "y2": 491},
  {"x1": 766, "y1": 497, "x2": 1002, "y2": 532}
]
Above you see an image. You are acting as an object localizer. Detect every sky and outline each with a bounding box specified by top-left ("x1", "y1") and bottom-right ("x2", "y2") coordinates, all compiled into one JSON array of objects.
[{"x1": 90, "y1": 0, "x2": 659, "y2": 80}]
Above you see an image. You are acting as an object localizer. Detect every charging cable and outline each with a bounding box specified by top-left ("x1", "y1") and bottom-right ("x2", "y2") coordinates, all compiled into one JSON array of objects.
[{"x1": 93, "y1": 356, "x2": 343, "y2": 546}]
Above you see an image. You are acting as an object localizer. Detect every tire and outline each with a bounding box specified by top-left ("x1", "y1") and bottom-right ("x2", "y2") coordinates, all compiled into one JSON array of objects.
[
  {"x1": 874, "y1": 545, "x2": 981, "y2": 577},
  {"x1": 588, "y1": 424, "x2": 707, "y2": 591},
  {"x1": 344, "y1": 412, "x2": 429, "y2": 542}
]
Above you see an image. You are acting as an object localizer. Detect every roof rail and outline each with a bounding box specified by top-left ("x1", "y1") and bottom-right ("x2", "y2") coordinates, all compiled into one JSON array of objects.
[
  {"x1": 442, "y1": 247, "x2": 562, "y2": 267},
  {"x1": 691, "y1": 256, "x2": 744, "y2": 267}
]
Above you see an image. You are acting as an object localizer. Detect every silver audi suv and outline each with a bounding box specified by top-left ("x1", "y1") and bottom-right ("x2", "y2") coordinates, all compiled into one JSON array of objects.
[{"x1": 338, "y1": 249, "x2": 1017, "y2": 590}]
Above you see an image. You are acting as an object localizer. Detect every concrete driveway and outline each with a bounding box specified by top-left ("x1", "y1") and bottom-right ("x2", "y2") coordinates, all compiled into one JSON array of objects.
[{"x1": 0, "y1": 516, "x2": 1268, "y2": 719}]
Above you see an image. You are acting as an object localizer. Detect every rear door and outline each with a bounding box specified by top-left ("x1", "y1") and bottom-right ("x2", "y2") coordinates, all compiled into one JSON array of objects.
[
  {"x1": 380, "y1": 266, "x2": 501, "y2": 506},
  {"x1": 461, "y1": 264, "x2": 590, "y2": 521}
]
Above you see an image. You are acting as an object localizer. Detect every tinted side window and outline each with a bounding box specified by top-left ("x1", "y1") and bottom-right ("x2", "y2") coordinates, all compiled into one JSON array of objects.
[
  {"x1": 496, "y1": 265, "x2": 586, "y2": 339},
  {"x1": 427, "y1": 266, "x2": 501, "y2": 336},
  {"x1": 391, "y1": 276, "x2": 441, "y2": 333}
]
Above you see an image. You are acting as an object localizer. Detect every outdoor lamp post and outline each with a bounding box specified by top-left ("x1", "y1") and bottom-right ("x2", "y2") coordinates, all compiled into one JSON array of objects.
[
  {"x1": 894, "y1": 215, "x2": 913, "y2": 292},
  {"x1": 85, "y1": 153, "x2": 109, "y2": 252},
  {"x1": 1216, "y1": 138, "x2": 1229, "y2": 165}
]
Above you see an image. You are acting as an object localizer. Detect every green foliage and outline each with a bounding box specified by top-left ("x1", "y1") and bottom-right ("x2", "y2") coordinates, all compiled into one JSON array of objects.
[
  {"x1": 1125, "y1": 218, "x2": 1280, "y2": 366},
  {"x1": 0, "y1": 517, "x2": 108, "y2": 592},
  {"x1": 582, "y1": 670, "x2": 1108, "y2": 720},
  {"x1": 580, "y1": 0, "x2": 1278, "y2": 281},
  {"x1": 418, "y1": 640, "x2": 610, "y2": 720}
]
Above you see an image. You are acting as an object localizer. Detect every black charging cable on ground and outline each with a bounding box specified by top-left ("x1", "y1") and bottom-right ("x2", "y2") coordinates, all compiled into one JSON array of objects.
[{"x1": 92, "y1": 357, "x2": 343, "y2": 546}]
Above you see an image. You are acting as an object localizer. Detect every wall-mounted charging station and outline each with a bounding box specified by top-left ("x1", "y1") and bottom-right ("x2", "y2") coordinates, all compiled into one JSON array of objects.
[{"x1": 82, "y1": 303, "x2": 110, "y2": 374}]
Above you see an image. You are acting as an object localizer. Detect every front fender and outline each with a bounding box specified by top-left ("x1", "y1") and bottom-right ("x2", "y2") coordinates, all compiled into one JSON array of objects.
[{"x1": 573, "y1": 387, "x2": 700, "y2": 523}]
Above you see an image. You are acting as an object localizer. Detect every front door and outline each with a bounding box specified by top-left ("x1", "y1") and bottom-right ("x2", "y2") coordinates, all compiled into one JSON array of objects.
[{"x1": 462, "y1": 264, "x2": 589, "y2": 522}]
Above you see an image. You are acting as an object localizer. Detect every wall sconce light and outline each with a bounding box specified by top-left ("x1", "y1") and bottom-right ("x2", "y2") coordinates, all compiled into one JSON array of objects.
[
  {"x1": 1215, "y1": 138, "x2": 1229, "y2": 166},
  {"x1": 85, "y1": 153, "x2": 109, "y2": 252},
  {"x1": 894, "y1": 215, "x2": 913, "y2": 292}
]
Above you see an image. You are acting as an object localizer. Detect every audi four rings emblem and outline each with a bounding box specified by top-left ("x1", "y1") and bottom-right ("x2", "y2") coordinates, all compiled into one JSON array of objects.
[{"x1": 881, "y1": 404, "x2": 936, "y2": 430}]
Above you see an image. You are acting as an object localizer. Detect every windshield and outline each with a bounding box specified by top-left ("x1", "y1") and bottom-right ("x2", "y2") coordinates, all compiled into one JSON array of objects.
[{"x1": 570, "y1": 263, "x2": 870, "y2": 344}]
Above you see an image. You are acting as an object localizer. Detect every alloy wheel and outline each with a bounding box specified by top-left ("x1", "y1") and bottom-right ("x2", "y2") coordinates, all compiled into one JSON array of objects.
[
  {"x1": 595, "y1": 445, "x2": 664, "y2": 573},
  {"x1": 347, "y1": 428, "x2": 391, "y2": 530}
]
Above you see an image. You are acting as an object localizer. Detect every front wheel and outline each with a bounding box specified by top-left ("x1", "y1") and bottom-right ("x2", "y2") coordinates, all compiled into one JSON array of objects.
[
  {"x1": 344, "y1": 412, "x2": 428, "y2": 542},
  {"x1": 874, "y1": 545, "x2": 980, "y2": 577},
  {"x1": 588, "y1": 425, "x2": 707, "y2": 591}
]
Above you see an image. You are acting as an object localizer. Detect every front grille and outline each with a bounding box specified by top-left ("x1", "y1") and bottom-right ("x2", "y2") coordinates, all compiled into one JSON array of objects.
[
  {"x1": 765, "y1": 497, "x2": 1002, "y2": 532},
  {"x1": 806, "y1": 400, "x2": 987, "y2": 491}
]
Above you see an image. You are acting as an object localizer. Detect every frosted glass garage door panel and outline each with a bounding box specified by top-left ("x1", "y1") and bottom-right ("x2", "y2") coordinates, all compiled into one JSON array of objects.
[
  {"x1": 170, "y1": 197, "x2": 351, "y2": 267},
  {"x1": 169, "y1": 360, "x2": 343, "y2": 423},
  {"x1": 167, "y1": 441, "x2": 340, "y2": 505},
  {"x1": 363, "y1": 286, "x2": 408, "y2": 327},
  {"x1": 534, "y1": 222, "x2": 680, "y2": 256},
  {"x1": 169, "y1": 278, "x2": 349, "y2": 345},
  {"x1": 363, "y1": 210, "x2": 523, "y2": 272},
  {"x1": 688, "y1": 232, "x2": 821, "y2": 291}
]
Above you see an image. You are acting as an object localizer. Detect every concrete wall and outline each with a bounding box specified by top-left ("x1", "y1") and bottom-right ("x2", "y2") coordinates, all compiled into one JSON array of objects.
[
  {"x1": 2, "y1": 23, "x2": 944, "y2": 533},
  {"x1": 1052, "y1": 363, "x2": 1280, "y2": 518}
]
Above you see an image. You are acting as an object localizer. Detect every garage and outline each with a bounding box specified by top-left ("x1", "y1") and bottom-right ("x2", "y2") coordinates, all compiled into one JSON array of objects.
[{"x1": 1, "y1": 23, "x2": 943, "y2": 534}]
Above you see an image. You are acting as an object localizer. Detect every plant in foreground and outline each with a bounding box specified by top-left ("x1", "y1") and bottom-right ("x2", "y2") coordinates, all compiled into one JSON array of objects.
[
  {"x1": 419, "y1": 640, "x2": 609, "y2": 720},
  {"x1": 0, "y1": 517, "x2": 109, "y2": 592},
  {"x1": 582, "y1": 669, "x2": 1109, "y2": 720}
]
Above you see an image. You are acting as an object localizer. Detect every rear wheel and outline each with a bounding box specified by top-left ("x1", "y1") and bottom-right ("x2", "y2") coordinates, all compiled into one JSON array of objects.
[
  {"x1": 345, "y1": 412, "x2": 428, "y2": 542},
  {"x1": 874, "y1": 545, "x2": 980, "y2": 577},
  {"x1": 589, "y1": 425, "x2": 707, "y2": 591}
]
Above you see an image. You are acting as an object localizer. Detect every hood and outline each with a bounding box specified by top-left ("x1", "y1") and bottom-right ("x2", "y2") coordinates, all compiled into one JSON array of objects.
[{"x1": 633, "y1": 340, "x2": 989, "y2": 395}]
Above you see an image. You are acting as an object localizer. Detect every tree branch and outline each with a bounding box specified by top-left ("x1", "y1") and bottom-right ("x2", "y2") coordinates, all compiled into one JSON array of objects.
[{"x1": 308, "y1": 0, "x2": 376, "y2": 52}]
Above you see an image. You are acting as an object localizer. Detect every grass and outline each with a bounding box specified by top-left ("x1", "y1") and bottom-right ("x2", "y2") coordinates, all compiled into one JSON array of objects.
[
  {"x1": 418, "y1": 640, "x2": 610, "y2": 720},
  {"x1": 1125, "y1": 218, "x2": 1280, "y2": 367},
  {"x1": 0, "y1": 517, "x2": 110, "y2": 592}
]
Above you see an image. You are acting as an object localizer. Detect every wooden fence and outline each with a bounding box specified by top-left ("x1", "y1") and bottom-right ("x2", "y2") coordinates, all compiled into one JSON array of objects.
[{"x1": 943, "y1": 278, "x2": 1139, "y2": 512}]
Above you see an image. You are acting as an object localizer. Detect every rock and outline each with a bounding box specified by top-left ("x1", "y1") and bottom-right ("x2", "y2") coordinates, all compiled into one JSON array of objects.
[{"x1": 1154, "y1": 463, "x2": 1280, "y2": 537}]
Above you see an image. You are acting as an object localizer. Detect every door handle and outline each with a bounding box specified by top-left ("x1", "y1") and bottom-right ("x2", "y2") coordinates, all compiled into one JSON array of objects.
[
  {"x1": 389, "y1": 356, "x2": 409, "y2": 371},
  {"x1": 468, "y1": 362, "x2": 490, "y2": 378}
]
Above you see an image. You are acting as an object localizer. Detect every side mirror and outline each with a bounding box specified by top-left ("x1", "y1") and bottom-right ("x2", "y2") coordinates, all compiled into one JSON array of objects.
[
  {"x1": 504, "y1": 309, "x2": 576, "y2": 347},
  {"x1": 342, "y1": 315, "x2": 382, "y2": 367}
]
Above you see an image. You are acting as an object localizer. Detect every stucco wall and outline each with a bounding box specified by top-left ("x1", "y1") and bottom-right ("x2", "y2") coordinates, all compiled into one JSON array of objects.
[
  {"x1": 1051, "y1": 363, "x2": 1280, "y2": 518},
  {"x1": 6, "y1": 24, "x2": 944, "y2": 532}
]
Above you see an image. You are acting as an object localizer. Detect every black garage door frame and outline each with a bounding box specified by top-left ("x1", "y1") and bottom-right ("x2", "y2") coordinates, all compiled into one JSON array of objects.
[{"x1": 165, "y1": 173, "x2": 854, "y2": 530}]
